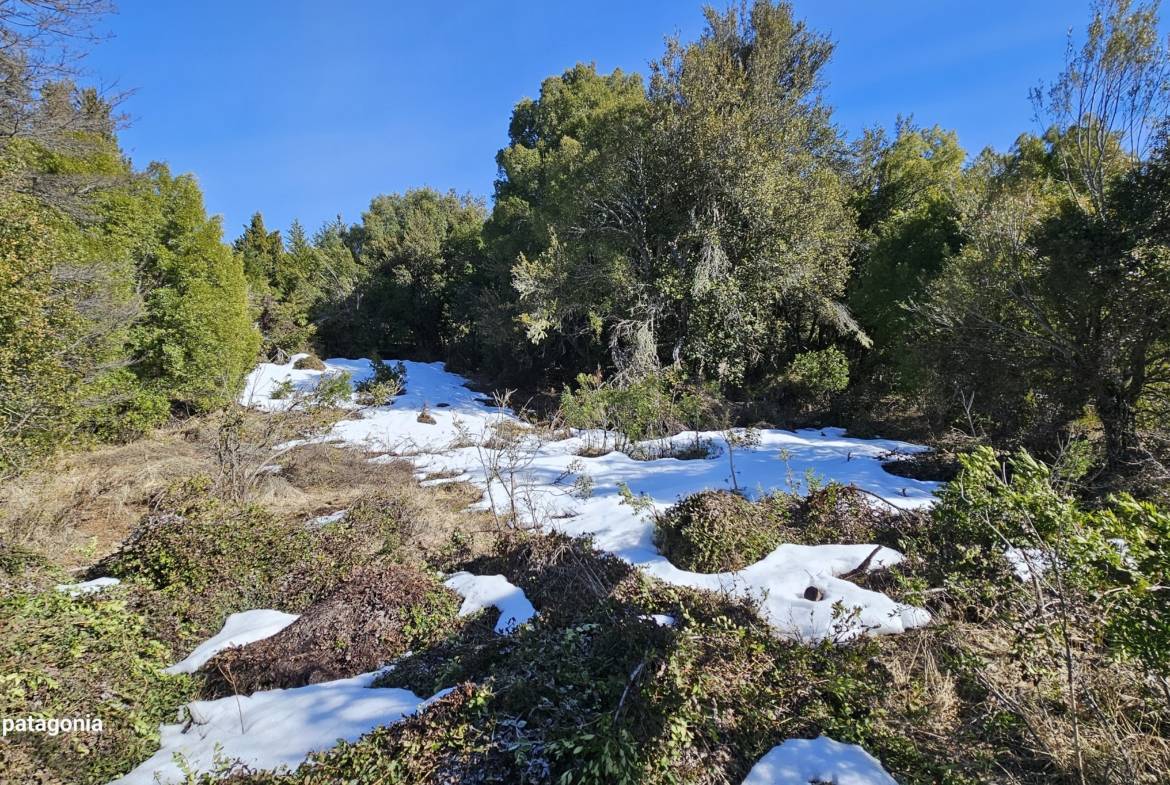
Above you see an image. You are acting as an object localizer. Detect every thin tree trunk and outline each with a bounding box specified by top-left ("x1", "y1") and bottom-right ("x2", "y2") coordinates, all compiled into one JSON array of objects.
[{"x1": 1097, "y1": 382, "x2": 1139, "y2": 470}]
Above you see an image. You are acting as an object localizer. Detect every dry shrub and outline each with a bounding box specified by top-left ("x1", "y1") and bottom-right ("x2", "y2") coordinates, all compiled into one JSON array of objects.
[
  {"x1": 279, "y1": 443, "x2": 413, "y2": 493},
  {"x1": 793, "y1": 483, "x2": 898, "y2": 545},
  {"x1": 201, "y1": 563, "x2": 460, "y2": 697},
  {"x1": 94, "y1": 480, "x2": 406, "y2": 646},
  {"x1": 292, "y1": 354, "x2": 326, "y2": 371},
  {"x1": 469, "y1": 531, "x2": 635, "y2": 625},
  {"x1": 373, "y1": 610, "x2": 502, "y2": 697}
]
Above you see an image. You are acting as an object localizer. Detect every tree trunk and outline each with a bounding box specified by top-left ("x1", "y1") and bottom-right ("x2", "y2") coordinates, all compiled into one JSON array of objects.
[{"x1": 1097, "y1": 382, "x2": 1139, "y2": 470}]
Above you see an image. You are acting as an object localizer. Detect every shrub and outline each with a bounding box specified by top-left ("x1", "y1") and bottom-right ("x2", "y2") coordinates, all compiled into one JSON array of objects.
[
  {"x1": 794, "y1": 483, "x2": 893, "y2": 545},
  {"x1": 268, "y1": 378, "x2": 295, "y2": 399},
  {"x1": 311, "y1": 371, "x2": 352, "y2": 406},
  {"x1": 292, "y1": 354, "x2": 326, "y2": 371},
  {"x1": 560, "y1": 371, "x2": 718, "y2": 453},
  {"x1": 784, "y1": 347, "x2": 850, "y2": 405},
  {"x1": 355, "y1": 356, "x2": 406, "y2": 406},
  {"x1": 96, "y1": 483, "x2": 405, "y2": 646},
  {"x1": 0, "y1": 586, "x2": 193, "y2": 784},
  {"x1": 201, "y1": 563, "x2": 460, "y2": 696},
  {"x1": 467, "y1": 532, "x2": 636, "y2": 625},
  {"x1": 654, "y1": 490, "x2": 791, "y2": 572}
]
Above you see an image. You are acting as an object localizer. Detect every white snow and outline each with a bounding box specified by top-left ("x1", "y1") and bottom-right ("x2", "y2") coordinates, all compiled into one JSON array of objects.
[
  {"x1": 1004, "y1": 547, "x2": 1049, "y2": 583},
  {"x1": 238, "y1": 356, "x2": 942, "y2": 642},
  {"x1": 443, "y1": 571, "x2": 536, "y2": 634},
  {"x1": 165, "y1": 609, "x2": 300, "y2": 675},
  {"x1": 742, "y1": 735, "x2": 899, "y2": 785},
  {"x1": 55, "y1": 576, "x2": 120, "y2": 596},
  {"x1": 108, "y1": 672, "x2": 450, "y2": 785},
  {"x1": 308, "y1": 509, "x2": 348, "y2": 528}
]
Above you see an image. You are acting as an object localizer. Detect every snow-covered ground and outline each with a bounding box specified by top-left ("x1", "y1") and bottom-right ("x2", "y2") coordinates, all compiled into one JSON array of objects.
[
  {"x1": 110, "y1": 671, "x2": 450, "y2": 785},
  {"x1": 444, "y1": 571, "x2": 536, "y2": 633},
  {"x1": 741, "y1": 736, "x2": 900, "y2": 785},
  {"x1": 244, "y1": 355, "x2": 939, "y2": 642},
  {"x1": 113, "y1": 356, "x2": 934, "y2": 784}
]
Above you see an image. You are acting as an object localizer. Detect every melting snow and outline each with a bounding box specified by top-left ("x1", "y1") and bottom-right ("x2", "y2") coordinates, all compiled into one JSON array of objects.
[
  {"x1": 308, "y1": 509, "x2": 348, "y2": 528},
  {"x1": 444, "y1": 571, "x2": 536, "y2": 633},
  {"x1": 241, "y1": 356, "x2": 939, "y2": 642},
  {"x1": 165, "y1": 609, "x2": 300, "y2": 675},
  {"x1": 55, "y1": 576, "x2": 120, "y2": 596},
  {"x1": 109, "y1": 672, "x2": 450, "y2": 785},
  {"x1": 742, "y1": 736, "x2": 899, "y2": 784},
  {"x1": 112, "y1": 356, "x2": 941, "y2": 784}
]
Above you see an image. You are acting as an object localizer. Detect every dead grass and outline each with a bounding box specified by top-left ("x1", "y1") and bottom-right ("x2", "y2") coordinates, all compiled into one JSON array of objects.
[
  {"x1": 0, "y1": 423, "x2": 207, "y2": 571},
  {"x1": 0, "y1": 412, "x2": 494, "y2": 575}
]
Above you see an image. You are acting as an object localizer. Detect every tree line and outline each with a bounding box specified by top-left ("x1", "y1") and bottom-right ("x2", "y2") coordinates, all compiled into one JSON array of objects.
[{"x1": 3, "y1": 0, "x2": 1169, "y2": 488}]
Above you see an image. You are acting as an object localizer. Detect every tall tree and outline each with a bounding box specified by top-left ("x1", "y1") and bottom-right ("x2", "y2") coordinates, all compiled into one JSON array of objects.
[{"x1": 918, "y1": 0, "x2": 1170, "y2": 469}]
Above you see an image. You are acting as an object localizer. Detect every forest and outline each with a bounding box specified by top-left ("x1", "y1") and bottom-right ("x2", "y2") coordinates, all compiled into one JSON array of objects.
[{"x1": 2, "y1": 1, "x2": 1169, "y2": 784}]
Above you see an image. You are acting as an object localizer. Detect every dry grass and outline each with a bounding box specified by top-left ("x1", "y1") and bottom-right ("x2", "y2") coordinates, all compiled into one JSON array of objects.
[
  {"x1": 0, "y1": 423, "x2": 208, "y2": 571},
  {"x1": 0, "y1": 412, "x2": 494, "y2": 575}
]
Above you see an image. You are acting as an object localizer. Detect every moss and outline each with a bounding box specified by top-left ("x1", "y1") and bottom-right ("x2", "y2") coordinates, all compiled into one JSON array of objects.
[{"x1": 0, "y1": 586, "x2": 194, "y2": 785}]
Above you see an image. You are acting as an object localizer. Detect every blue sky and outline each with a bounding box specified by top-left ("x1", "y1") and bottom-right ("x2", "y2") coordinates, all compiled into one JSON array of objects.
[{"x1": 85, "y1": 1, "x2": 1155, "y2": 240}]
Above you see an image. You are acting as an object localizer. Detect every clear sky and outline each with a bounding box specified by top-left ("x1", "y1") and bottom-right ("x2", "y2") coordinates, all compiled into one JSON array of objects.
[{"x1": 83, "y1": 1, "x2": 1161, "y2": 241}]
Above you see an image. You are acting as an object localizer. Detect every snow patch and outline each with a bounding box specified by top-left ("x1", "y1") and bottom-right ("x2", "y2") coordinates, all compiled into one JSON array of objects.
[
  {"x1": 308, "y1": 509, "x2": 347, "y2": 528},
  {"x1": 1004, "y1": 547, "x2": 1049, "y2": 584},
  {"x1": 55, "y1": 576, "x2": 120, "y2": 596},
  {"x1": 166, "y1": 609, "x2": 300, "y2": 675},
  {"x1": 742, "y1": 735, "x2": 900, "y2": 784},
  {"x1": 444, "y1": 572, "x2": 536, "y2": 634},
  {"x1": 108, "y1": 672, "x2": 450, "y2": 785}
]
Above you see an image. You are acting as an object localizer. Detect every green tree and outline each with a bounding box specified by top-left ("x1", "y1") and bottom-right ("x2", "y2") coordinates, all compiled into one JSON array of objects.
[
  {"x1": 917, "y1": 0, "x2": 1170, "y2": 468},
  {"x1": 497, "y1": 2, "x2": 863, "y2": 401},
  {"x1": 125, "y1": 165, "x2": 259, "y2": 412},
  {"x1": 321, "y1": 189, "x2": 485, "y2": 359},
  {"x1": 850, "y1": 120, "x2": 965, "y2": 380}
]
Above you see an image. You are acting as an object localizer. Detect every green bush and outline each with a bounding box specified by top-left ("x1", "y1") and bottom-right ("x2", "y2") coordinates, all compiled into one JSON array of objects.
[
  {"x1": 784, "y1": 347, "x2": 850, "y2": 404},
  {"x1": 355, "y1": 356, "x2": 406, "y2": 406},
  {"x1": 911, "y1": 446, "x2": 1170, "y2": 674},
  {"x1": 560, "y1": 371, "x2": 718, "y2": 452},
  {"x1": 0, "y1": 586, "x2": 194, "y2": 784},
  {"x1": 654, "y1": 490, "x2": 791, "y2": 572},
  {"x1": 292, "y1": 354, "x2": 326, "y2": 371},
  {"x1": 312, "y1": 371, "x2": 353, "y2": 406}
]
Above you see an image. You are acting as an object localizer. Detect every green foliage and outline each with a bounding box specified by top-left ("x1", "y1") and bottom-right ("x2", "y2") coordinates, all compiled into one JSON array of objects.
[
  {"x1": 315, "y1": 189, "x2": 486, "y2": 359},
  {"x1": 0, "y1": 585, "x2": 194, "y2": 784},
  {"x1": 784, "y1": 347, "x2": 850, "y2": 403},
  {"x1": 354, "y1": 356, "x2": 407, "y2": 406},
  {"x1": 654, "y1": 490, "x2": 791, "y2": 572},
  {"x1": 234, "y1": 214, "x2": 320, "y2": 357},
  {"x1": 850, "y1": 121, "x2": 965, "y2": 386},
  {"x1": 559, "y1": 371, "x2": 717, "y2": 452},
  {"x1": 309, "y1": 371, "x2": 353, "y2": 406},
  {"x1": 918, "y1": 446, "x2": 1170, "y2": 674},
  {"x1": 475, "y1": 1, "x2": 864, "y2": 394},
  {"x1": 910, "y1": 2, "x2": 1170, "y2": 465},
  {"x1": 123, "y1": 165, "x2": 259, "y2": 412}
]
